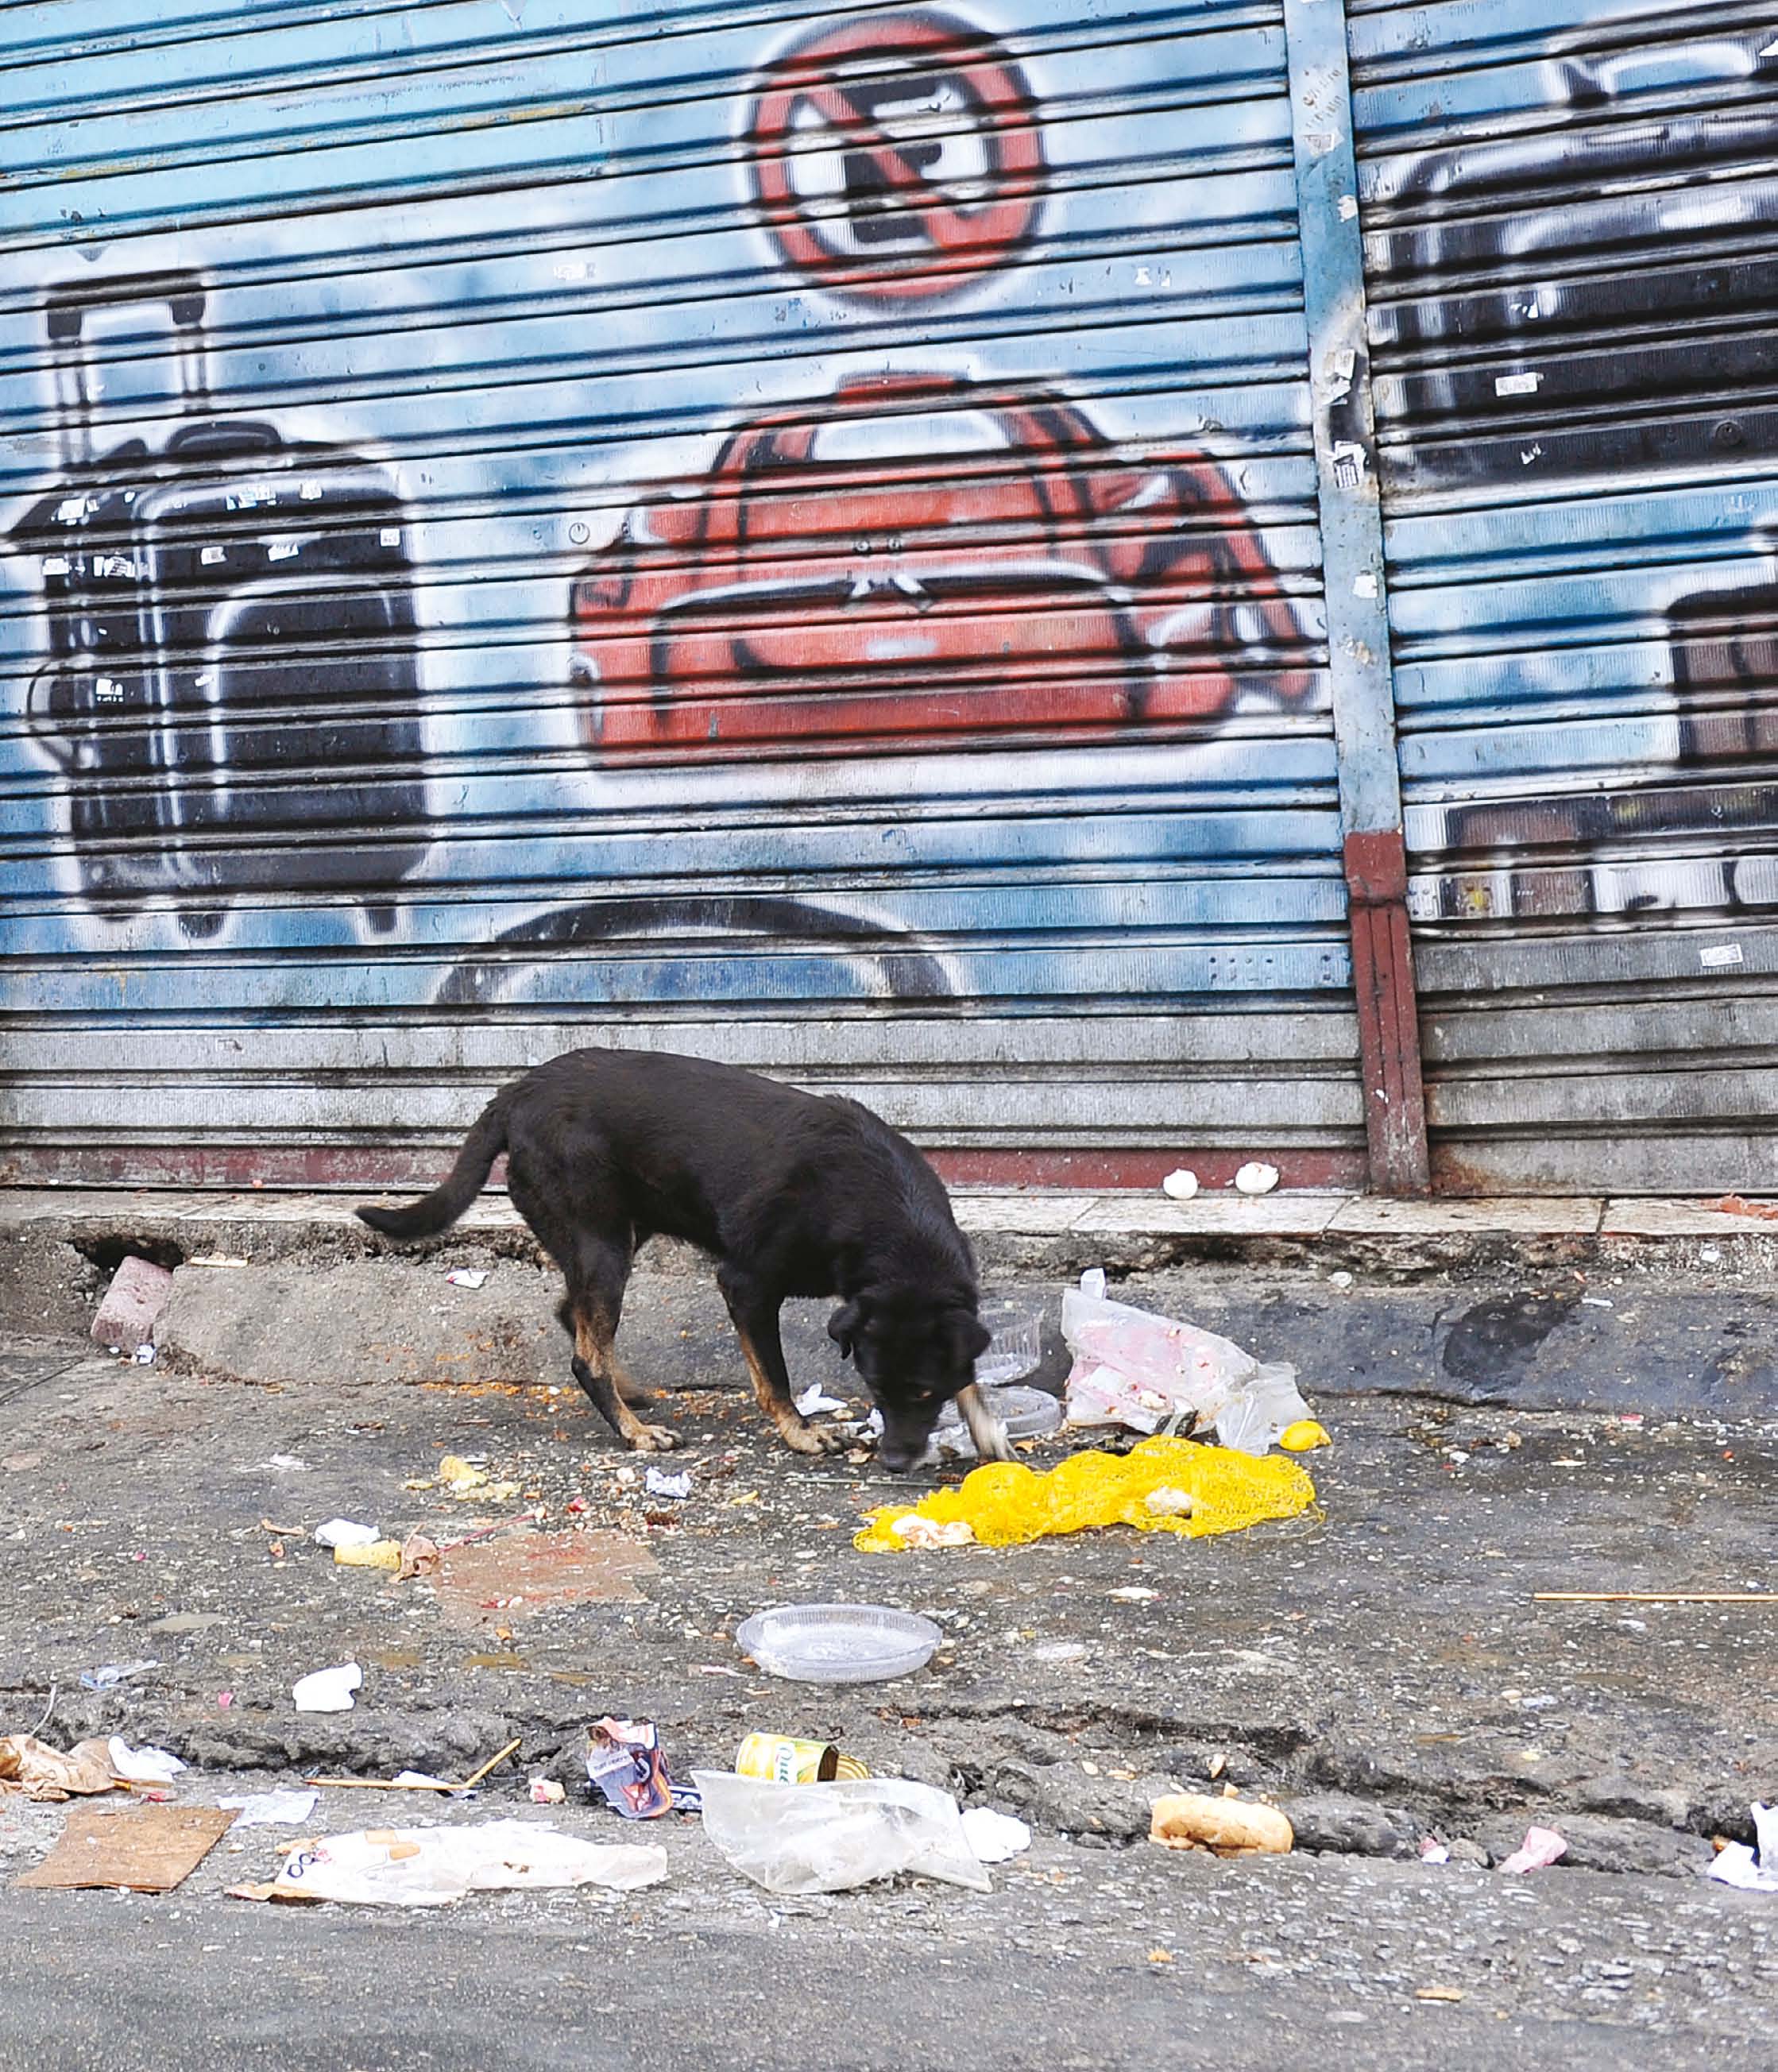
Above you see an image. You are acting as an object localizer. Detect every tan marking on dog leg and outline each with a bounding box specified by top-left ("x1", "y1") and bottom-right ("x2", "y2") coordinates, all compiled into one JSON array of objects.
[
  {"x1": 736, "y1": 1328, "x2": 847, "y2": 1457},
  {"x1": 573, "y1": 1312, "x2": 678, "y2": 1452},
  {"x1": 610, "y1": 1355, "x2": 653, "y2": 1409},
  {"x1": 956, "y1": 1382, "x2": 1013, "y2": 1463}
]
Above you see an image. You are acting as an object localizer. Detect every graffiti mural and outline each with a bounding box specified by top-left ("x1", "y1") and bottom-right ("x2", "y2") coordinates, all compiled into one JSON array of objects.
[
  {"x1": 568, "y1": 373, "x2": 1312, "y2": 760},
  {"x1": 10, "y1": 270, "x2": 428, "y2": 938},
  {"x1": 0, "y1": 0, "x2": 1350, "y2": 1183},
  {"x1": 1366, "y1": 17, "x2": 1778, "y2": 930}
]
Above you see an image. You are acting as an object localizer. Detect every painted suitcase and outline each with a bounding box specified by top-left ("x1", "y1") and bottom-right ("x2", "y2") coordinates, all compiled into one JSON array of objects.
[{"x1": 14, "y1": 272, "x2": 427, "y2": 936}]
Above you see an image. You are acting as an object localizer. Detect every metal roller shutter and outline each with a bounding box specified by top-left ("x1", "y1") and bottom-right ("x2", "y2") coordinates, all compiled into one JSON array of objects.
[
  {"x1": 1355, "y1": 2, "x2": 1778, "y2": 1191},
  {"x1": 0, "y1": 0, "x2": 1362, "y2": 1190}
]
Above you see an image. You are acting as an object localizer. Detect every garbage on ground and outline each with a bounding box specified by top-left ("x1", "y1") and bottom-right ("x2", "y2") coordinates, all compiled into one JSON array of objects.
[
  {"x1": 1161, "y1": 1169, "x2": 1199, "y2": 1201},
  {"x1": 736, "y1": 1733, "x2": 869, "y2": 1784},
  {"x1": 1420, "y1": 1836, "x2": 1450, "y2": 1865},
  {"x1": 866, "y1": 1383, "x2": 1061, "y2": 1467},
  {"x1": 292, "y1": 1661, "x2": 362, "y2": 1713},
  {"x1": 133, "y1": 1343, "x2": 157, "y2": 1365},
  {"x1": 891, "y1": 1516, "x2": 977, "y2": 1549},
  {"x1": 794, "y1": 1383, "x2": 848, "y2": 1417},
  {"x1": 857, "y1": 1436, "x2": 1316, "y2": 1553},
  {"x1": 398, "y1": 1531, "x2": 442, "y2": 1580},
  {"x1": 1233, "y1": 1162, "x2": 1280, "y2": 1196},
  {"x1": 1707, "y1": 1803, "x2": 1778, "y2": 1892},
  {"x1": 0, "y1": 1734, "x2": 122, "y2": 1802},
  {"x1": 736, "y1": 1603, "x2": 941, "y2": 1683},
  {"x1": 961, "y1": 1807, "x2": 1032, "y2": 1863},
  {"x1": 107, "y1": 1737, "x2": 185, "y2": 1785},
  {"x1": 644, "y1": 1467, "x2": 692, "y2": 1501},
  {"x1": 89, "y1": 1254, "x2": 176, "y2": 1354},
  {"x1": 530, "y1": 1778, "x2": 566, "y2": 1805},
  {"x1": 313, "y1": 1518, "x2": 380, "y2": 1551},
  {"x1": 586, "y1": 1718, "x2": 699, "y2": 1818},
  {"x1": 79, "y1": 1659, "x2": 160, "y2": 1691},
  {"x1": 694, "y1": 1771, "x2": 991, "y2": 1895},
  {"x1": 220, "y1": 1788, "x2": 319, "y2": 1828},
  {"x1": 234, "y1": 1820, "x2": 670, "y2": 1908},
  {"x1": 1061, "y1": 1271, "x2": 1313, "y2": 1455},
  {"x1": 446, "y1": 1268, "x2": 489, "y2": 1289},
  {"x1": 1150, "y1": 1793, "x2": 1293, "y2": 1858},
  {"x1": 18, "y1": 1803, "x2": 235, "y2": 1894},
  {"x1": 335, "y1": 1537, "x2": 404, "y2": 1569},
  {"x1": 435, "y1": 1454, "x2": 521, "y2": 1503},
  {"x1": 1279, "y1": 1420, "x2": 1332, "y2": 1452},
  {"x1": 1498, "y1": 1825, "x2": 1568, "y2": 1874}
]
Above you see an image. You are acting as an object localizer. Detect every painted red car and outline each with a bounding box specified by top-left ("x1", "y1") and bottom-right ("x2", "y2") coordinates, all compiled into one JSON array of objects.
[{"x1": 569, "y1": 374, "x2": 1312, "y2": 757}]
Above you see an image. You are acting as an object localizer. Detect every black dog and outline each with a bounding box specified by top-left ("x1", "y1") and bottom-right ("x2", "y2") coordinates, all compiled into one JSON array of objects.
[{"x1": 355, "y1": 1048, "x2": 1010, "y2": 1472}]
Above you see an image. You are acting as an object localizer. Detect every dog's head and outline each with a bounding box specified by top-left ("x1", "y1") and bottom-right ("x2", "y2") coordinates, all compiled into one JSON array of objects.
[{"x1": 828, "y1": 1285, "x2": 992, "y2": 1472}]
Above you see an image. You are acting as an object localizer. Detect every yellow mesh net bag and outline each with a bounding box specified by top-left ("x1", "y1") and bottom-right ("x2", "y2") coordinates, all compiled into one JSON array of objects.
[{"x1": 855, "y1": 1435, "x2": 1317, "y2": 1552}]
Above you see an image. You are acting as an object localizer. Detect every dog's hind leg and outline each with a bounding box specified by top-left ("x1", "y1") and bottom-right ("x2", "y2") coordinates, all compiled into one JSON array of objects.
[
  {"x1": 555, "y1": 1296, "x2": 652, "y2": 1408},
  {"x1": 568, "y1": 1303, "x2": 680, "y2": 1452},
  {"x1": 557, "y1": 1247, "x2": 679, "y2": 1453},
  {"x1": 719, "y1": 1278, "x2": 848, "y2": 1458}
]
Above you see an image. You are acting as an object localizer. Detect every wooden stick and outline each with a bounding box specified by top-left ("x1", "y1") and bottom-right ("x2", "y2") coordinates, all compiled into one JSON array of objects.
[
  {"x1": 303, "y1": 1776, "x2": 460, "y2": 1792},
  {"x1": 1533, "y1": 1591, "x2": 1772, "y2": 1604},
  {"x1": 453, "y1": 1738, "x2": 522, "y2": 1792},
  {"x1": 306, "y1": 1737, "x2": 523, "y2": 1795}
]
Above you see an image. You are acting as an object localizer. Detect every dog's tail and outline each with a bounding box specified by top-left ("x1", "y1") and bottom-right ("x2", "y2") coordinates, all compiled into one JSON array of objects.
[{"x1": 355, "y1": 1092, "x2": 511, "y2": 1241}]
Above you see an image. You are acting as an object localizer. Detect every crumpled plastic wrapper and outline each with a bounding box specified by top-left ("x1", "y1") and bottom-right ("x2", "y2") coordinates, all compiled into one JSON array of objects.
[{"x1": 234, "y1": 1819, "x2": 669, "y2": 1907}]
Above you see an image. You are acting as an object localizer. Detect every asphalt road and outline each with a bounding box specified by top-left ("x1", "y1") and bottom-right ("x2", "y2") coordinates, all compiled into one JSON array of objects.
[
  {"x1": 2, "y1": 1259, "x2": 1776, "y2": 2066},
  {"x1": 1, "y1": 1835, "x2": 1770, "y2": 2071}
]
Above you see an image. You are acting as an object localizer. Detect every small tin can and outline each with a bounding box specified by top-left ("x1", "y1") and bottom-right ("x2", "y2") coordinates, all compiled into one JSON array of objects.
[{"x1": 736, "y1": 1732, "x2": 869, "y2": 1784}]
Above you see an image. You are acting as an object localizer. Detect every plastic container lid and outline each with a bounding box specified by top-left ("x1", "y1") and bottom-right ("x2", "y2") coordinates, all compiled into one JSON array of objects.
[
  {"x1": 981, "y1": 1383, "x2": 1062, "y2": 1440},
  {"x1": 736, "y1": 1603, "x2": 943, "y2": 1684}
]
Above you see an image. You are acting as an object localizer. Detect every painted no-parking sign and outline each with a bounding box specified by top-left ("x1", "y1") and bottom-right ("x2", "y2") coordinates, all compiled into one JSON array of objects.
[{"x1": 744, "y1": 10, "x2": 1046, "y2": 300}]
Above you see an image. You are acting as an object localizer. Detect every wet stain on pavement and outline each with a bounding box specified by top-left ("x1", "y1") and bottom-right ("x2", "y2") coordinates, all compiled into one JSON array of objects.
[{"x1": 1439, "y1": 1293, "x2": 1579, "y2": 1398}]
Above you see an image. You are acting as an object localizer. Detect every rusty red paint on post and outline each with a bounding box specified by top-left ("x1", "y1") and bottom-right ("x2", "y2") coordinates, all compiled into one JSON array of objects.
[{"x1": 1343, "y1": 828, "x2": 1431, "y2": 1196}]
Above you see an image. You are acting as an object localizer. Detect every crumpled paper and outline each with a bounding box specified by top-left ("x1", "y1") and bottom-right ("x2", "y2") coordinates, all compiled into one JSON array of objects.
[
  {"x1": 1708, "y1": 1803, "x2": 1778, "y2": 1892},
  {"x1": 107, "y1": 1737, "x2": 185, "y2": 1784},
  {"x1": 0, "y1": 1734, "x2": 122, "y2": 1802}
]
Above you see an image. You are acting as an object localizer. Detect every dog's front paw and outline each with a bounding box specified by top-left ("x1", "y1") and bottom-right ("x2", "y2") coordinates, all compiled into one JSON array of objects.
[
  {"x1": 777, "y1": 1417, "x2": 848, "y2": 1458},
  {"x1": 628, "y1": 1423, "x2": 682, "y2": 1452}
]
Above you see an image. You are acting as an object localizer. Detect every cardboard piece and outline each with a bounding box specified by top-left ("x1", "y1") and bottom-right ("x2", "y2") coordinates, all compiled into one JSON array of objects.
[{"x1": 17, "y1": 1803, "x2": 235, "y2": 1892}]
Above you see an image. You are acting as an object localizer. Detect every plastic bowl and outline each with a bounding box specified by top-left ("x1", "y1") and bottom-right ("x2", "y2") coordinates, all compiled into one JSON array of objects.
[
  {"x1": 975, "y1": 1295, "x2": 1046, "y2": 1387},
  {"x1": 736, "y1": 1603, "x2": 942, "y2": 1684}
]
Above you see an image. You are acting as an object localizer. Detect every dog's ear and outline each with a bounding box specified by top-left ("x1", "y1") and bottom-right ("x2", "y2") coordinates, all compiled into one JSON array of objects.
[
  {"x1": 949, "y1": 1311, "x2": 992, "y2": 1366},
  {"x1": 827, "y1": 1300, "x2": 864, "y2": 1359}
]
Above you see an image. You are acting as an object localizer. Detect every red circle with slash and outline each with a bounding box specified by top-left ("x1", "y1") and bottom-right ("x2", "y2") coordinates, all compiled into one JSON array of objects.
[{"x1": 746, "y1": 10, "x2": 1046, "y2": 301}]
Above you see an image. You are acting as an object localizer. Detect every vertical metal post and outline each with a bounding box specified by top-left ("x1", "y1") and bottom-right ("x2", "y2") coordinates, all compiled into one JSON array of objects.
[{"x1": 1281, "y1": 0, "x2": 1429, "y2": 1194}]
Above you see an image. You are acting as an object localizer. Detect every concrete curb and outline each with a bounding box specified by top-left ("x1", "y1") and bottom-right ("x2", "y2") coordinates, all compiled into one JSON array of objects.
[{"x1": 9, "y1": 1182, "x2": 1778, "y2": 1353}]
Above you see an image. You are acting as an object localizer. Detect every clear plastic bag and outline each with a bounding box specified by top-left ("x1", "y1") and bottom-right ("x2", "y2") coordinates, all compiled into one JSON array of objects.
[
  {"x1": 691, "y1": 1771, "x2": 991, "y2": 1894},
  {"x1": 1212, "y1": 1363, "x2": 1312, "y2": 1455},
  {"x1": 1061, "y1": 1270, "x2": 1308, "y2": 1454}
]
